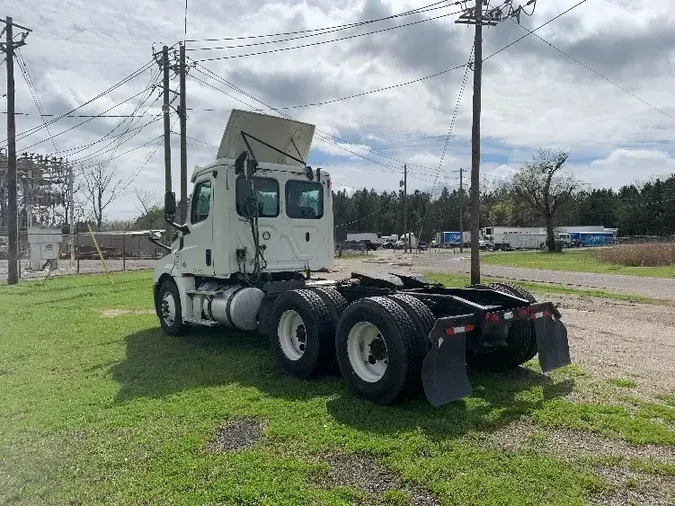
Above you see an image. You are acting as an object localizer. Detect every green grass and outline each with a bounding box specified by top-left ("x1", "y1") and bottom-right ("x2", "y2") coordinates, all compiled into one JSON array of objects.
[
  {"x1": 1, "y1": 271, "x2": 674, "y2": 505},
  {"x1": 481, "y1": 250, "x2": 675, "y2": 278},
  {"x1": 609, "y1": 378, "x2": 638, "y2": 388},
  {"x1": 424, "y1": 272, "x2": 671, "y2": 306}
]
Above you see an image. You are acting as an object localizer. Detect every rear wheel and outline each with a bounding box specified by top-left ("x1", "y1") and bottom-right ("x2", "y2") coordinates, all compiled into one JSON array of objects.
[
  {"x1": 468, "y1": 282, "x2": 537, "y2": 371},
  {"x1": 336, "y1": 296, "x2": 426, "y2": 405},
  {"x1": 311, "y1": 287, "x2": 348, "y2": 373},
  {"x1": 270, "y1": 289, "x2": 335, "y2": 378}
]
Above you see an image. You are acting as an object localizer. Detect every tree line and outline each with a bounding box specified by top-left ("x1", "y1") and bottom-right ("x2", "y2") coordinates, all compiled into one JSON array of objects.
[{"x1": 335, "y1": 149, "x2": 675, "y2": 244}]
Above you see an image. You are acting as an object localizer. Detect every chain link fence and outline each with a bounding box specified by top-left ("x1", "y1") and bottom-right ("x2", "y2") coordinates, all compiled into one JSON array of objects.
[{"x1": 0, "y1": 228, "x2": 166, "y2": 281}]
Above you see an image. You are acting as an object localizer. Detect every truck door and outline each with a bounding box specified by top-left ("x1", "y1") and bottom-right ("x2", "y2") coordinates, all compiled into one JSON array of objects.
[
  {"x1": 280, "y1": 178, "x2": 330, "y2": 268},
  {"x1": 181, "y1": 177, "x2": 215, "y2": 275}
]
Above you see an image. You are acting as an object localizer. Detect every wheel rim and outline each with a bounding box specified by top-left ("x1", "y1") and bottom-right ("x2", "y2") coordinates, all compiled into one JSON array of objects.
[
  {"x1": 278, "y1": 310, "x2": 307, "y2": 361},
  {"x1": 347, "y1": 321, "x2": 388, "y2": 383},
  {"x1": 161, "y1": 291, "x2": 176, "y2": 326}
]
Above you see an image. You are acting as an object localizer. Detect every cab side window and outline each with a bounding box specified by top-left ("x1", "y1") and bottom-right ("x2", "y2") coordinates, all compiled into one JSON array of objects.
[
  {"x1": 191, "y1": 181, "x2": 211, "y2": 224},
  {"x1": 285, "y1": 180, "x2": 324, "y2": 219}
]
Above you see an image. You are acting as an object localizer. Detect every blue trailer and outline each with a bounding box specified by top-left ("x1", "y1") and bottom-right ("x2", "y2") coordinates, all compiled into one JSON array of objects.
[
  {"x1": 442, "y1": 231, "x2": 462, "y2": 246},
  {"x1": 569, "y1": 232, "x2": 614, "y2": 247}
]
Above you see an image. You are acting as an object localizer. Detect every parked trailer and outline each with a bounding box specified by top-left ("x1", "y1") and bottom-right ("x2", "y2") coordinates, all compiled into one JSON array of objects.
[
  {"x1": 151, "y1": 110, "x2": 571, "y2": 406},
  {"x1": 569, "y1": 232, "x2": 614, "y2": 247}
]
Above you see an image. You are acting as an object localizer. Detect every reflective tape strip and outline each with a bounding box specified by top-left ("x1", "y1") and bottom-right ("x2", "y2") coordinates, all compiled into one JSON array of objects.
[{"x1": 444, "y1": 323, "x2": 475, "y2": 336}]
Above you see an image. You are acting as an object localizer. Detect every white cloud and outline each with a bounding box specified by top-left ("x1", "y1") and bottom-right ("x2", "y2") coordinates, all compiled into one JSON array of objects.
[{"x1": 2, "y1": 0, "x2": 675, "y2": 221}]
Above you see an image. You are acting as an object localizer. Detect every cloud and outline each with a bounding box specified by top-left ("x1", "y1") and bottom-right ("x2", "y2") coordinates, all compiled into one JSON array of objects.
[{"x1": 3, "y1": 0, "x2": 675, "y2": 222}]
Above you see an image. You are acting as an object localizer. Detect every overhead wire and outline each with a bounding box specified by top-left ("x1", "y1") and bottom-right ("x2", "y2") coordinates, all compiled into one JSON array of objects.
[
  {"x1": 15, "y1": 49, "x2": 61, "y2": 155},
  {"x1": 483, "y1": 0, "x2": 588, "y2": 61},
  {"x1": 411, "y1": 45, "x2": 473, "y2": 263},
  {"x1": 17, "y1": 85, "x2": 157, "y2": 152},
  {"x1": 191, "y1": 63, "x2": 450, "y2": 176},
  {"x1": 188, "y1": 2, "x2": 461, "y2": 51},
  {"x1": 193, "y1": 10, "x2": 463, "y2": 62},
  {"x1": 186, "y1": 0, "x2": 463, "y2": 42},
  {"x1": 513, "y1": 19, "x2": 675, "y2": 123},
  {"x1": 2, "y1": 59, "x2": 155, "y2": 146}
]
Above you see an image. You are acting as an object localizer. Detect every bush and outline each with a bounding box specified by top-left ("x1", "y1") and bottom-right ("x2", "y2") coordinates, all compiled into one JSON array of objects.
[{"x1": 592, "y1": 242, "x2": 675, "y2": 267}]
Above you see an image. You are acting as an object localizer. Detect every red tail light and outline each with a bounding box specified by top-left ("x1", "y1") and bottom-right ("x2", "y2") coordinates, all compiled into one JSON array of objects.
[
  {"x1": 484, "y1": 312, "x2": 500, "y2": 324},
  {"x1": 517, "y1": 308, "x2": 529, "y2": 318}
]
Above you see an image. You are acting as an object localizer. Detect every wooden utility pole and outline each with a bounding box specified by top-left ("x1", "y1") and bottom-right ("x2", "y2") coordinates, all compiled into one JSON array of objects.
[
  {"x1": 178, "y1": 42, "x2": 188, "y2": 224},
  {"x1": 459, "y1": 167, "x2": 464, "y2": 253},
  {"x1": 456, "y1": 0, "x2": 514, "y2": 284},
  {"x1": 161, "y1": 45, "x2": 172, "y2": 202},
  {"x1": 401, "y1": 164, "x2": 408, "y2": 253},
  {"x1": 469, "y1": 0, "x2": 483, "y2": 285},
  {"x1": 1, "y1": 16, "x2": 30, "y2": 285}
]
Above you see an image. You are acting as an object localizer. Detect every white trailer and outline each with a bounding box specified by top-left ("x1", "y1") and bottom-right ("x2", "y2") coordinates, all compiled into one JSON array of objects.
[
  {"x1": 346, "y1": 233, "x2": 381, "y2": 244},
  {"x1": 150, "y1": 109, "x2": 571, "y2": 407}
]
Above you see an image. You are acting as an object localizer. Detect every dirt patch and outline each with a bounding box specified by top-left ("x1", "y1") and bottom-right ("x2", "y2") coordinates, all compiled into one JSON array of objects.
[
  {"x1": 319, "y1": 452, "x2": 439, "y2": 505},
  {"x1": 100, "y1": 309, "x2": 156, "y2": 317},
  {"x1": 481, "y1": 421, "x2": 675, "y2": 464},
  {"x1": 208, "y1": 418, "x2": 266, "y2": 453},
  {"x1": 590, "y1": 465, "x2": 675, "y2": 506}
]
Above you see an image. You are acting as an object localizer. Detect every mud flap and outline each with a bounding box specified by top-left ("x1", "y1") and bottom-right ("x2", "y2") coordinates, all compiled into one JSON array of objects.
[
  {"x1": 534, "y1": 316, "x2": 571, "y2": 373},
  {"x1": 422, "y1": 317, "x2": 474, "y2": 406}
]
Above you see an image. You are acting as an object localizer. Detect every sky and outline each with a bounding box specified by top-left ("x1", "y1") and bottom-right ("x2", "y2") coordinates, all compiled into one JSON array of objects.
[{"x1": 2, "y1": 0, "x2": 675, "y2": 220}]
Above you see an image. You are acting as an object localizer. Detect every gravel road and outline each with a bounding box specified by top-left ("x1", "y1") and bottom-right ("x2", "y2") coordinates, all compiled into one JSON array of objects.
[{"x1": 337, "y1": 249, "x2": 675, "y2": 302}]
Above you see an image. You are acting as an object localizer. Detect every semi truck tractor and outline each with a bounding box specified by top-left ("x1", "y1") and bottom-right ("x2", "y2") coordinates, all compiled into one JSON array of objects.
[{"x1": 151, "y1": 109, "x2": 571, "y2": 406}]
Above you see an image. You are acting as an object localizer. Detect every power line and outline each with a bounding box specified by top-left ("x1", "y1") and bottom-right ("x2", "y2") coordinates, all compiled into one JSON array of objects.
[
  {"x1": 16, "y1": 85, "x2": 157, "y2": 152},
  {"x1": 193, "y1": 10, "x2": 462, "y2": 62},
  {"x1": 1, "y1": 59, "x2": 155, "y2": 147},
  {"x1": 186, "y1": 0, "x2": 463, "y2": 42},
  {"x1": 188, "y1": 3, "x2": 461, "y2": 51},
  {"x1": 1, "y1": 112, "x2": 153, "y2": 118},
  {"x1": 191, "y1": 63, "x2": 447, "y2": 176},
  {"x1": 412, "y1": 45, "x2": 473, "y2": 263},
  {"x1": 483, "y1": 0, "x2": 589, "y2": 61},
  {"x1": 515, "y1": 20, "x2": 675, "y2": 123},
  {"x1": 15, "y1": 48, "x2": 61, "y2": 155}
]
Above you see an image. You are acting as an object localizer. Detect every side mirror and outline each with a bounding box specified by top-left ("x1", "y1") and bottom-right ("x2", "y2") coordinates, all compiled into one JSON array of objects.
[
  {"x1": 164, "y1": 191, "x2": 177, "y2": 216},
  {"x1": 235, "y1": 151, "x2": 247, "y2": 175}
]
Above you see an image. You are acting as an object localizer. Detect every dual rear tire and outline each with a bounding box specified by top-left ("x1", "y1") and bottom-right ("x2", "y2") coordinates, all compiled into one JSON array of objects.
[{"x1": 269, "y1": 289, "x2": 434, "y2": 405}]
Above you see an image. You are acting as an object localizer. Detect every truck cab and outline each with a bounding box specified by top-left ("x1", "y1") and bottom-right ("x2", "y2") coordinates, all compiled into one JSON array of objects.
[{"x1": 155, "y1": 109, "x2": 333, "y2": 283}]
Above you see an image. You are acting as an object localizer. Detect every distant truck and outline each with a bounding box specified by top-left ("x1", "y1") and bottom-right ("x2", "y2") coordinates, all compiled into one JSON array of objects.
[{"x1": 346, "y1": 232, "x2": 381, "y2": 244}]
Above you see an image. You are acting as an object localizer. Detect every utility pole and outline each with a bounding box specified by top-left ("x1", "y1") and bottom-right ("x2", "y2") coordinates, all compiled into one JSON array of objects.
[
  {"x1": 455, "y1": 0, "x2": 528, "y2": 284},
  {"x1": 161, "y1": 45, "x2": 172, "y2": 202},
  {"x1": 400, "y1": 164, "x2": 408, "y2": 253},
  {"x1": 459, "y1": 168, "x2": 464, "y2": 253},
  {"x1": 469, "y1": 0, "x2": 483, "y2": 285},
  {"x1": 178, "y1": 42, "x2": 187, "y2": 224},
  {"x1": 1, "y1": 16, "x2": 30, "y2": 285}
]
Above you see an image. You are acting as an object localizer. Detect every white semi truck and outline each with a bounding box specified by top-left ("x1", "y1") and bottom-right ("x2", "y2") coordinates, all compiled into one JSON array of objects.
[{"x1": 150, "y1": 109, "x2": 571, "y2": 406}]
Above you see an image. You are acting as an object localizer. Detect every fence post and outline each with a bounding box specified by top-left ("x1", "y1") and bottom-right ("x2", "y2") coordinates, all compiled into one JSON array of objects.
[
  {"x1": 122, "y1": 231, "x2": 126, "y2": 272},
  {"x1": 76, "y1": 231, "x2": 80, "y2": 274}
]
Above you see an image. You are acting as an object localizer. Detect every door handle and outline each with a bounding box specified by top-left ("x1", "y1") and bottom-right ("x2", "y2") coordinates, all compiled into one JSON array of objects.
[
  {"x1": 206, "y1": 249, "x2": 212, "y2": 266},
  {"x1": 305, "y1": 232, "x2": 310, "y2": 242}
]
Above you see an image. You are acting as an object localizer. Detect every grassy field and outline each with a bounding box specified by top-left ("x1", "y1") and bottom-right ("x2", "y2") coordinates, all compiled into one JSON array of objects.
[
  {"x1": 481, "y1": 249, "x2": 675, "y2": 278},
  {"x1": 1, "y1": 271, "x2": 674, "y2": 505}
]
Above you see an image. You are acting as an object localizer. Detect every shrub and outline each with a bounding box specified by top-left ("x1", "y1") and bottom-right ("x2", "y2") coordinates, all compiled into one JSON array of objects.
[{"x1": 592, "y1": 242, "x2": 675, "y2": 267}]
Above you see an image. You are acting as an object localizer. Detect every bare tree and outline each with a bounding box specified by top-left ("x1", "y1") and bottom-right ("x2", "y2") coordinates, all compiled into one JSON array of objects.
[
  {"x1": 79, "y1": 163, "x2": 129, "y2": 230},
  {"x1": 512, "y1": 149, "x2": 580, "y2": 252},
  {"x1": 134, "y1": 188, "x2": 157, "y2": 215}
]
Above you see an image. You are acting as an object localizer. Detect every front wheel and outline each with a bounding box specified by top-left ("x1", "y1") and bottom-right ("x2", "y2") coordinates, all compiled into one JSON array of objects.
[{"x1": 158, "y1": 280, "x2": 190, "y2": 337}]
